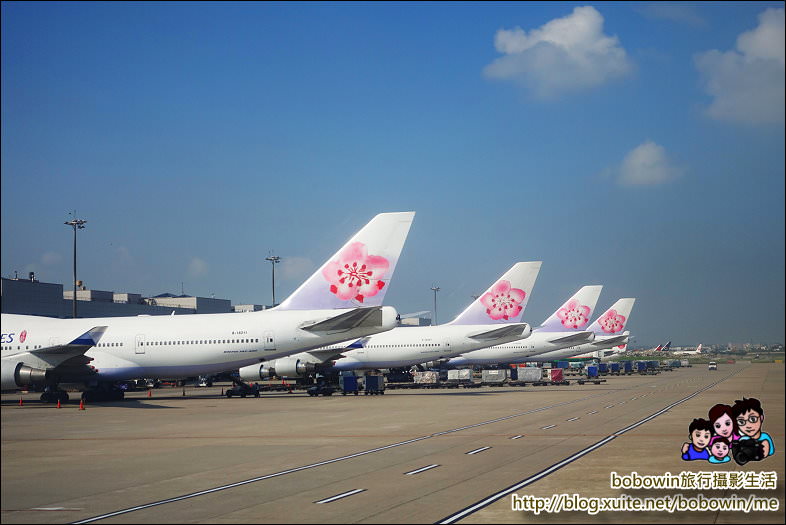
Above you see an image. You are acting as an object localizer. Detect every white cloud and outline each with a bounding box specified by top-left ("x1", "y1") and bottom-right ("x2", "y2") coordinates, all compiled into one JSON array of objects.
[
  {"x1": 279, "y1": 256, "x2": 315, "y2": 282},
  {"x1": 483, "y1": 6, "x2": 632, "y2": 98},
  {"x1": 695, "y1": 8, "x2": 785, "y2": 124},
  {"x1": 41, "y1": 251, "x2": 62, "y2": 266},
  {"x1": 187, "y1": 257, "x2": 209, "y2": 278},
  {"x1": 616, "y1": 140, "x2": 685, "y2": 186}
]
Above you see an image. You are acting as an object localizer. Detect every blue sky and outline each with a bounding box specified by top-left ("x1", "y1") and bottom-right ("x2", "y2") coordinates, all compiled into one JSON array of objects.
[{"x1": 2, "y1": 2, "x2": 784, "y2": 346}]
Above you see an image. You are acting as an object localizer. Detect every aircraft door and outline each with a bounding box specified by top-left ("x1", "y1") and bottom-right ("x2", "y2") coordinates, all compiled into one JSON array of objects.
[
  {"x1": 135, "y1": 334, "x2": 146, "y2": 354},
  {"x1": 263, "y1": 331, "x2": 275, "y2": 351}
]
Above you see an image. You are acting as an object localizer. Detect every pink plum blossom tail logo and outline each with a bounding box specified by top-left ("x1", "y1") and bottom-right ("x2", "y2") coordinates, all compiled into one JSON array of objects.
[
  {"x1": 480, "y1": 280, "x2": 525, "y2": 321},
  {"x1": 322, "y1": 242, "x2": 390, "y2": 303},
  {"x1": 20, "y1": 330, "x2": 27, "y2": 343},
  {"x1": 598, "y1": 309, "x2": 626, "y2": 334},
  {"x1": 556, "y1": 300, "x2": 591, "y2": 329}
]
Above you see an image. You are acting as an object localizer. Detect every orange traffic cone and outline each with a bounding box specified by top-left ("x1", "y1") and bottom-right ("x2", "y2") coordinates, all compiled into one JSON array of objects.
[
  {"x1": 57, "y1": 399, "x2": 61, "y2": 409},
  {"x1": 147, "y1": 389, "x2": 152, "y2": 398},
  {"x1": 79, "y1": 399, "x2": 85, "y2": 410},
  {"x1": 19, "y1": 397, "x2": 23, "y2": 407}
]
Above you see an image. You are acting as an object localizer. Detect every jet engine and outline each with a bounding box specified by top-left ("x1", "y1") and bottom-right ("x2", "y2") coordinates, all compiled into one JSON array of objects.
[
  {"x1": 1, "y1": 361, "x2": 48, "y2": 390},
  {"x1": 238, "y1": 358, "x2": 316, "y2": 380}
]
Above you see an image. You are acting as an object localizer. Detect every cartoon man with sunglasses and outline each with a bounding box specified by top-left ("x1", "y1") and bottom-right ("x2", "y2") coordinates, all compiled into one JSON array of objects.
[{"x1": 732, "y1": 397, "x2": 774, "y2": 461}]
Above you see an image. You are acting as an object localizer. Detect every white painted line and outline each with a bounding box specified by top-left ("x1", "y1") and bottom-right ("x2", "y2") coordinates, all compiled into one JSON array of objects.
[
  {"x1": 404, "y1": 464, "x2": 440, "y2": 475},
  {"x1": 587, "y1": 410, "x2": 598, "y2": 415},
  {"x1": 314, "y1": 489, "x2": 366, "y2": 504},
  {"x1": 541, "y1": 424, "x2": 557, "y2": 430},
  {"x1": 604, "y1": 405, "x2": 614, "y2": 409},
  {"x1": 466, "y1": 446, "x2": 491, "y2": 455},
  {"x1": 631, "y1": 397, "x2": 638, "y2": 400},
  {"x1": 510, "y1": 435, "x2": 523, "y2": 440},
  {"x1": 566, "y1": 417, "x2": 579, "y2": 422}
]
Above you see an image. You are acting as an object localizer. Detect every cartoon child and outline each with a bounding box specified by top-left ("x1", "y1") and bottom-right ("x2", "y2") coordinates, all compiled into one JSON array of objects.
[
  {"x1": 708, "y1": 404, "x2": 740, "y2": 442},
  {"x1": 708, "y1": 436, "x2": 731, "y2": 464},
  {"x1": 681, "y1": 418, "x2": 712, "y2": 461},
  {"x1": 732, "y1": 397, "x2": 774, "y2": 460}
]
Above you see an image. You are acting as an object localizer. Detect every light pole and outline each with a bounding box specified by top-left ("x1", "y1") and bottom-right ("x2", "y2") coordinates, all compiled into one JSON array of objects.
[
  {"x1": 64, "y1": 213, "x2": 87, "y2": 319},
  {"x1": 265, "y1": 255, "x2": 281, "y2": 306},
  {"x1": 431, "y1": 285, "x2": 440, "y2": 326}
]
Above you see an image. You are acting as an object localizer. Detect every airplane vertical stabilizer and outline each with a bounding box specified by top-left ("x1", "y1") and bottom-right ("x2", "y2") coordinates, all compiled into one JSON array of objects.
[
  {"x1": 586, "y1": 298, "x2": 636, "y2": 335},
  {"x1": 537, "y1": 285, "x2": 603, "y2": 332},
  {"x1": 448, "y1": 261, "x2": 542, "y2": 325},
  {"x1": 276, "y1": 212, "x2": 415, "y2": 310}
]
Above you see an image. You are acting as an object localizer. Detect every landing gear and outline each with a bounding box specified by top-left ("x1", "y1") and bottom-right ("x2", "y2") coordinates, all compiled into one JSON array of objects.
[{"x1": 40, "y1": 389, "x2": 69, "y2": 403}]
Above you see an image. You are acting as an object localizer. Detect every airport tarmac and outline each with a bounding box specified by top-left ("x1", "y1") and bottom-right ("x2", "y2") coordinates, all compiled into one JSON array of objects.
[{"x1": 1, "y1": 363, "x2": 783, "y2": 524}]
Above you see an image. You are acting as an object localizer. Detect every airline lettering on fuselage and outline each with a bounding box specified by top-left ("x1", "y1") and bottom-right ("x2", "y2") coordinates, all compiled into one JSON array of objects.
[{"x1": 1, "y1": 332, "x2": 17, "y2": 344}]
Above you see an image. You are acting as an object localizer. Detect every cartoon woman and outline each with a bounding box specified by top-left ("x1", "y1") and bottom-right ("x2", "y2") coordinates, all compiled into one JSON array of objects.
[
  {"x1": 708, "y1": 436, "x2": 731, "y2": 464},
  {"x1": 708, "y1": 404, "x2": 740, "y2": 442}
]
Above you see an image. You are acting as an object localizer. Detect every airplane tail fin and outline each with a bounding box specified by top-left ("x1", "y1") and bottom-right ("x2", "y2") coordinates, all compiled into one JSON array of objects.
[
  {"x1": 537, "y1": 285, "x2": 603, "y2": 332},
  {"x1": 696, "y1": 344, "x2": 702, "y2": 354},
  {"x1": 662, "y1": 341, "x2": 672, "y2": 352},
  {"x1": 276, "y1": 212, "x2": 415, "y2": 310},
  {"x1": 587, "y1": 298, "x2": 636, "y2": 335},
  {"x1": 448, "y1": 262, "x2": 542, "y2": 325}
]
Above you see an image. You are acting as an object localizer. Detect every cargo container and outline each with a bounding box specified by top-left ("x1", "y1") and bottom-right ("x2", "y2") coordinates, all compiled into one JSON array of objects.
[
  {"x1": 609, "y1": 362, "x2": 621, "y2": 375},
  {"x1": 647, "y1": 360, "x2": 659, "y2": 369},
  {"x1": 637, "y1": 361, "x2": 648, "y2": 374},
  {"x1": 447, "y1": 369, "x2": 473, "y2": 383},
  {"x1": 670, "y1": 360, "x2": 681, "y2": 368},
  {"x1": 623, "y1": 361, "x2": 633, "y2": 374},
  {"x1": 413, "y1": 371, "x2": 439, "y2": 384},
  {"x1": 364, "y1": 375, "x2": 385, "y2": 394},
  {"x1": 482, "y1": 369, "x2": 508, "y2": 384},
  {"x1": 556, "y1": 361, "x2": 570, "y2": 369},
  {"x1": 549, "y1": 368, "x2": 564, "y2": 382},
  {"x1": 680, "y1": 359, "x2": 691, "y2": 368},
  {"x1": 341, "y1": 375, "x2": 359, "y2": 395},
  {"x1": 517, "y1": 367, "x2": 542, "y2": 382},
  {"x1": 598, "y1": 363, "x2": 609, "y2": 375},
  {"x1": 586, "y1": 365, "x2": 598, "y2": 378}
]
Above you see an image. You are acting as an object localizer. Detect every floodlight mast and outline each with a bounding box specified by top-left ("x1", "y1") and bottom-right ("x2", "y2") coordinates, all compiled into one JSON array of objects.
[
  {"x1": 431, "y1": 285, "x2": 440, "y2": 326},
  {"x1": 64, "y1": 213, "x2": 87, "y2": 319},
  {"x1": 265, "y1": 255, "x2": 281, "y2": 306}
]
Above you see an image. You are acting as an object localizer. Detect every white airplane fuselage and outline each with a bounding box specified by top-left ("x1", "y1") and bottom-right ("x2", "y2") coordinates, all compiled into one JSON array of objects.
[
  {"x1": 520, "y1": 334, "x2": 628, "y2": 362},
  {"x1": 1, "y1": 308, "x2": 397, "y2": 389},
  {"x1": 330, "y1": 323, "x2": 532, "y2": 371},
  {"x1": 444, "y1": 330, "x2": 594, "y2": 368}
]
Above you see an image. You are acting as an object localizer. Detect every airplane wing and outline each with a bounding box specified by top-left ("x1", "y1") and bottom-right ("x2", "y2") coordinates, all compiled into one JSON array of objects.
[
  {"x1": 547, "y1": 331, "x2": 595, "y2": 345},
  {"x1": 468, "y1": 323, "x2": 529, "y2": 341},
  {"x1": 300, "y1": 307, "x2": 383, "y2": 333},
  {"x1": 30, "y1": 326, "x2": 108, "y2": 356}
]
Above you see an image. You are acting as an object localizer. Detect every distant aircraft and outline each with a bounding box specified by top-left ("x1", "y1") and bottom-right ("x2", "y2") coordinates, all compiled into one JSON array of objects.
[
  {"x1": 676, "y1": 343, "x2": 703, "y2": 355},
  {"x1": 1, "y1": 212, "x2": 415, "y2": 402},
  {"x1": 518, "y1": 298, "x2": 636, "y2": 363},
  {"x1": 238, "y1": 261, "x2": 541, "y2": 379},
  {"x1": 442, "y1": 285, "x2": 603, "y2": 368}
]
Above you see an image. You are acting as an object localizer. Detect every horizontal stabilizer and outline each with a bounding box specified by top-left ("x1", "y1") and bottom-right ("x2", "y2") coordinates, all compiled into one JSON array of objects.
[
  {"x1": 30, "y1": 326, "x2": 108, "y2": 355},
  {"x1": 592, "y1": 334, "x2": 628, "y2": 347},
  {"x1": 304, "y1": 348, "x2": 348, "y2": 363},
  {"x1": 301, "y1": 307, "x2": 383, "y2": 333},
  {"x1": 468, "y1": 323, "x2": 530, "y2": 341},
  {"x1": 547, "y1": 331, "x2": 595, "y2": 345}
]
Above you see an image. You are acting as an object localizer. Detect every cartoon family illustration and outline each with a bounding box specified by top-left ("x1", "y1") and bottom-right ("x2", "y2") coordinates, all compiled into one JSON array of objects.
[{"x1": 681, "y1": 397, "x2": 774, "y2": 465}]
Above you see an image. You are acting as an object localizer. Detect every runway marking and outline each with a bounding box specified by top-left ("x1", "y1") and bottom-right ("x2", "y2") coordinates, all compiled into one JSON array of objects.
[
  {"x1": 631, "y1": 397, "x2": 638, "y2": 400},
  {"x1": 466, "y1": 447, "x2": 491, "y2": 455},
  {"x1": 540, "y1": 425, "x2": 556, "y2": 430},
  {"x1": 436, "y1": 368, "x2": 742, "y2": 524},
  {"x1": 510, "y1": 435, "x2": 523, "y2": 440},
  {"x1": 587, "y1": 410, "x2": 598, "y2": 415},
  {"x1": 604, "y1": 405, "x2": 614, "y2": 409},
  {"x1": 566, "y1": 417, "x2": 579, "y2": 422},
  {"x1": 68, "y1": 379, "x2": 676, "y2": 524},
  {"x1": 405, "y1": 464, "x2": 440, "y2": 475},
  {"x1": 314, "y1": 489, "x2": 365, "y2": 504}
]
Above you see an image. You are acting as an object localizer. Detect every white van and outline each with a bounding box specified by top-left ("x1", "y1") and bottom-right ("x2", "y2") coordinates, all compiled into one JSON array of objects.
[{"x1": 708, "y1": 361, "x2": 717, "y2": 371}]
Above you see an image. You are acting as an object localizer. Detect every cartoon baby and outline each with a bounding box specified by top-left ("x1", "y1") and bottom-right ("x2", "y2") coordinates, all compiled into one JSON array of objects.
[
  {"x1": 681, "y1": 418, "x2": 712, "y2": 461},
  {"x1": 708, "y1": 436, "x2": 731, "y2": 464}
]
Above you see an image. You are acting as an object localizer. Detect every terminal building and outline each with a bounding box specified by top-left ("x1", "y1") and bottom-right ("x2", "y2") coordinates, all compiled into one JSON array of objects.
[{"x1": 1, "y1": 274, "x2": 266, "y2": 318}]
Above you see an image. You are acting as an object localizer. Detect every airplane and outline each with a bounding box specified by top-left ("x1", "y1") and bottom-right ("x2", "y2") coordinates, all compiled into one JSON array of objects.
[
  {"x1": 1, "y1": 212, "x2": 415, "y2": 402},
  {"x1": 237, "y1": 261, "x2": 542, "y2": 379},
  {"x1": 442, "y1": 285, "x2": 603, "y2": 368},
  {"x1": 512, "y1": 298, "x2": 636, "y2": 363},
  {"x1": 675, "y1": 343, "x2": 704, "y2": 355}
]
